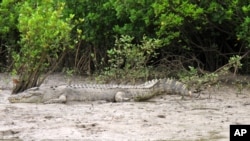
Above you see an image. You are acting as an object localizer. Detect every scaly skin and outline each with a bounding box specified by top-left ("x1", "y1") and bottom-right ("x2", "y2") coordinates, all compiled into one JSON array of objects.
[{"x1": 8, "y1": 79, "x2": 190, "y2": 103}]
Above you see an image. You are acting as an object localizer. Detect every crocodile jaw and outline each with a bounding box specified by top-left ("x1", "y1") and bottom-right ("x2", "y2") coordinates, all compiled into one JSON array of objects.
[{"x1": 8, "y1": 92, "x2": 43, "y2": 103}]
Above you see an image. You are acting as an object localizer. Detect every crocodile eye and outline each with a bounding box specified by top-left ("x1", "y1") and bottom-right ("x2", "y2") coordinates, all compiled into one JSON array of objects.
[{"x1": 29, "y1": 87, "x2": 39, "y2": 91}]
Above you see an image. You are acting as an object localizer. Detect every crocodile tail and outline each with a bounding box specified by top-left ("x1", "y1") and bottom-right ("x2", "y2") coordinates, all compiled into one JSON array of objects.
[{"x1": 158, "y1": 78, "x2": 191, "y2": 96}]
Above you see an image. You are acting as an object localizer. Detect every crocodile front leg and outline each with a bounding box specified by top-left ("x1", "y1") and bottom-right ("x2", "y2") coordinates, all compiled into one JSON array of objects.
[
  {"x1": 115, "y1": 91, "x2": 132, "y2": 102},
  {"x1": 44, "y1": 95, "x2": 67, "y2": 104}
]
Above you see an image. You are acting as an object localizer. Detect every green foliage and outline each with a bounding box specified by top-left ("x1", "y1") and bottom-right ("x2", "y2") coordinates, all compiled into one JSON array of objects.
[
  {"x1": 229, "y1": 55, "x2": 243, "y2": 74},
  {"x1": 152, "y1": 0, "x2": 203, "y2": 45},
  {"x1": 64, "y1": 0, "x2": 115, "y2": 44},
  {"x1": 0, "y1": 0, "x2": 18, "y2": 35},
  {"x1": 62, "y1": 67, "x2": 75, "y2": 84},
  {"x1": 12, "y1": 0, "x2": 75, "y2": 93},
  {"x1": 101, "y1": 35, "x2": 162, "y2": 80},
  {"x1": 179, "y1": 55, "x2": 244, "y2": 94},
  {"x1": 180, "y1": 55, "x2": 243, "y2": 85},
  {"x1": 106, "y1": 0, "x2": 155, "y2": 39},
  {"x1": 61, "y1": 0, "x2": 250, "y2": 76},
  {"x1": 0, "y1": 0, "x2": 21, "y2": 71},
  {"x1": 1, "y1": 0, "x2": 250, "y2": 82},
  {"x1": 179, "y1": 66, "x2": 218, "y2": 86},
  {"x1": 237, "y1": 16, "x2": 250, "y2": 48},
  {"x1": 15, "y1": 0, "x2": 73, "y2": 72}
]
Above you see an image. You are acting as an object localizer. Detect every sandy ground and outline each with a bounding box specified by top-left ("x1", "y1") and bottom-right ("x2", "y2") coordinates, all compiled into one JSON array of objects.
[{"x1": 0, "y1": 73, "x2": 250, "y2": 141}]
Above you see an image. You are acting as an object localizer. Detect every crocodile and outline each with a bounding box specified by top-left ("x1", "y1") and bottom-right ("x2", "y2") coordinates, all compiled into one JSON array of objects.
[{"x1": 8, "y1": 78, "x2": 191, "y2": 103}]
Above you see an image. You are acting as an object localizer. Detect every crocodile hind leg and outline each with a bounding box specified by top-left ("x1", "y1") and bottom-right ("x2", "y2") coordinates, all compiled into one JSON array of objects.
[{"x1": 44, "y1": 95, "x2": 67, "y2": 104}]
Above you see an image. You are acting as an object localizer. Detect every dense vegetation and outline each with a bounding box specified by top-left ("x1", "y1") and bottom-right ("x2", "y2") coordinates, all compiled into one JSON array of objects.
[{"x1": 0, "y1": 0, "x2": 250, "y2": 92}]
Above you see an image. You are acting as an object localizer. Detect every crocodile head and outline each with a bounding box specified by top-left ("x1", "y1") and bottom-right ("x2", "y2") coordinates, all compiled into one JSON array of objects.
[{"x1": 8, "y1": 87, "x2": 44, "y2": 103}]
